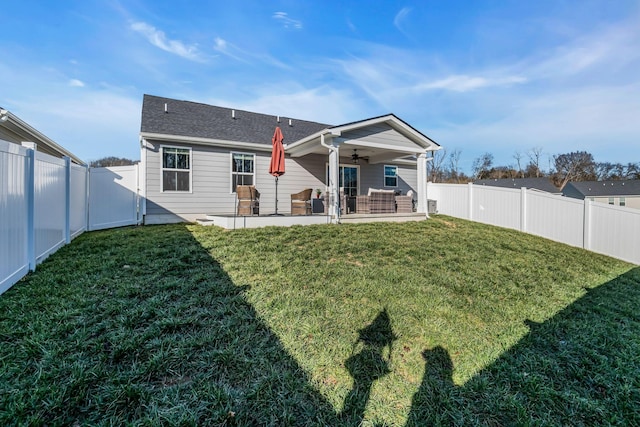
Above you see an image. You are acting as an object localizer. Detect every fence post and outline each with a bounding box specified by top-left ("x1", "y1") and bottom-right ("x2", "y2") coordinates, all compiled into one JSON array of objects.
[
  {"x1": 521, "y1": 187, "x2": 527, "y2": 232},
  {"x1": 64, "y1": 156, "x2": 71, "y2": 244},
  {"x1": 26, "y1": 149, "x2": 36, "y2": 271},
  {"x1": 468, "y1": 182, "x2": 473, "y2": 220},
  {"x1": 583, "y1": 199, "x2": 591, "y2": 250}
]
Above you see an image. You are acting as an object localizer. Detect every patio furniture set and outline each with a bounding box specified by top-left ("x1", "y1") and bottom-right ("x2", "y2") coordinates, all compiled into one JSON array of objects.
[{"x1": 236, "y1": 185, "x2": 415, "y2": 216}]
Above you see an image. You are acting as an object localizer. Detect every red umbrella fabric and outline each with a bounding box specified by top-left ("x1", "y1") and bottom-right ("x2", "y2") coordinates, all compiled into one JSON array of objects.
[{"x1": 269, "y1": 126, "x2": 285, "y2": 177}]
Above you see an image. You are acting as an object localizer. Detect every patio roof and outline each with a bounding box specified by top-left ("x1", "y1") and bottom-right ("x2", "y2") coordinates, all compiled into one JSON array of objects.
[{"x1": 285, "y1": 114, "x2": 441, "y2": 164}]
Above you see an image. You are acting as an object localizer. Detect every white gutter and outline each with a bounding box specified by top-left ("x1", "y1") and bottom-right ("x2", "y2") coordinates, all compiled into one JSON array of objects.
[{"x1": 0, "y1": 108, "x2": 85, "y2": 165}]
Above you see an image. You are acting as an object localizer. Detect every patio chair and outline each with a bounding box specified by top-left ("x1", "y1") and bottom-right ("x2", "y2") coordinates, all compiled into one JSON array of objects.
[
  {"x1": 395, "y1": 191, "x2": 414, "y2": 213},
  {"x1": 291, "y1": 188, "x2": 313, "y2": 215},
  {"x1": 237, "y1": 185, "x2": 260, "y2": 216}
]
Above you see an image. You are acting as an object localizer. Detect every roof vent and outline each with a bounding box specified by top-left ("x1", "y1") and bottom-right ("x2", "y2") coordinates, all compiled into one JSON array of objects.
[
  {"x1": 289, "y1": 119, "x2": 292, "y2": 126},
  {"x1": 232, "y1": 109, "x2": 236, "y2": 119},
  {"x1": 164, "y1": 103, "x2": 168, "y2": 113}
]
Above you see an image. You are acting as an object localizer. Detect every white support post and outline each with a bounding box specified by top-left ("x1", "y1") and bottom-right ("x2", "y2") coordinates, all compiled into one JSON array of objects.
[
  {"x1": 64, "y1": 156, "x2": 71, "y2": 244},
  {"x1": 468, "y1": 182, "x2": 474, "y2": 221},
  {"x1": 416, "y1": 153, "x2": 427, "y2": 215},
  {"x1": 520, "y1": 187, "x2": 527, "y2": 232},
  {"x1": 583, "y1": 199, "x2": 592, "y2": 250},
  {"x1": 328, "y1": 142, "x2": 340, "y2": 218},
  {"x1": 26, "y1": 149, "x2": 36, "y2": 271}
]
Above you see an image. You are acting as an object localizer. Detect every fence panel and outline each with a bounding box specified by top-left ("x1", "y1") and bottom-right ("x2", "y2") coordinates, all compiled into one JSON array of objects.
[
  {"x1": 526, "y1": 191, "x2": 584, "y2": 248},
  {"x1": 590, "y1": 203, "x2": 640, "y2": 265},
  {"x1": 34, "y1": 152, "x2": 67, "y2": 264},
  {"x1": 0, "y1": 141, "x2": 29, "y2": 294},
  {"x1": 89, "y1": 165, "x2": 139, "y2": 230},
  {"x1": 428, "y1": 183, "x2": 469, "y2": 218},
  {"x1": 70, "y1": 163, "x2": 88, "y2": 238},
  {"x1": 473, "y1": 186, "x2": 521, "y2": 230}
]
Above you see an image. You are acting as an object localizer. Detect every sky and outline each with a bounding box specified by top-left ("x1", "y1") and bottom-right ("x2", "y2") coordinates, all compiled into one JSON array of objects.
[{"x1": 2, "y1": 1, "x2": 639, "y2": 173}]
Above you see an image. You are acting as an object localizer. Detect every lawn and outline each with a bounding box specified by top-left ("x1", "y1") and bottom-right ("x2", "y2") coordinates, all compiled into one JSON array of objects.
[{"x1": 1, "y1": 217, "x2": 638, "y2": 426}]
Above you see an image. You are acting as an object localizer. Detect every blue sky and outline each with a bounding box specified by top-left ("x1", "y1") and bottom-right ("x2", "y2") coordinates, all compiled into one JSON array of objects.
[{"x1": 2, "y1": 1, "x2": 639, "y2": 173}]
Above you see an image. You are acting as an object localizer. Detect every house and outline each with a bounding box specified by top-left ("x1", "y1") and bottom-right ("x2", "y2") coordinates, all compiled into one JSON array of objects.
[
  {"x1": 0, "y1": 108, "x2": 84, "y2": 164},
  {"x1": 562, "y1": 180, "x2": 640, "y2": 209},
  {"x1": 139, "y1": 94, "x2": 441, "y2": 225},
  {"x1": 473, "y1": 177, "x2": 560, "y2": 194}
]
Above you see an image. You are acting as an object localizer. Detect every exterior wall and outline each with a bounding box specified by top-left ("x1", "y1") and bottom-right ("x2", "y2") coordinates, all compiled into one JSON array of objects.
[
  {"x1": 143, "y1": 139, "x2": 420, "y2": 223},
  {"x1": 358, "y1": 161, "x2": 416, "y2": 194},
  {"x1": 591, "y1": 195, "x2": 640, "y2": 210},
  {"x1": 143, "y1": 140, "x2": 329, "y2": 222}
]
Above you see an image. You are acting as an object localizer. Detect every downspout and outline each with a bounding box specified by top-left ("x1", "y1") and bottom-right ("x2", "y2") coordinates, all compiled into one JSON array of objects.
[
  {"x1": 320, "y1": 133, "x2": 340, "y2": 223},
  {"x1": 425, "y1": 153, "x2": 433, "y2": 218}
]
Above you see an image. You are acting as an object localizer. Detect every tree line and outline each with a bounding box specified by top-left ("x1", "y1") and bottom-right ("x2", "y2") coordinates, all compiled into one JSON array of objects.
[{"x1": 429, "y1": 148, "x2": 640, "y2": 188}]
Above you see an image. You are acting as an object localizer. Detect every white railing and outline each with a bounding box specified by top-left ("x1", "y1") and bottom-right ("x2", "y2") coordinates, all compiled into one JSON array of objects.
[{"x1": 428, "y1": 182, "x2": 640, "y2": 265}]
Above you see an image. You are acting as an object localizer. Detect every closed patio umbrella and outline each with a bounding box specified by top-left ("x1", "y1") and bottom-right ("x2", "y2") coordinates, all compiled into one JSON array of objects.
[{"x1": 269, "y1": 126, "x2": 285, "y2": 215}]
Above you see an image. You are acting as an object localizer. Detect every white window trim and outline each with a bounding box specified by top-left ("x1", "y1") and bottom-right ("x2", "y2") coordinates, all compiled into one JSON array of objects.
[
  {"x1": 619, "y1": 197, "x2": 626, "y2": 207},
  {"x1": 384, "y1": 164, "x2": 398, "y2": 188},
  {"x1": 230, "y1": 151, "x2": 256, "y2": 193},
  {"x1": 160, "y1": 145, "x2": 192, "y2": 193}
]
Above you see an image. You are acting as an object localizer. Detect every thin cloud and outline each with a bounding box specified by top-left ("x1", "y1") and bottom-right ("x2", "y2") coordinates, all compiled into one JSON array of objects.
[
  {"x1": 68, "y1": 79, "x2": 85, "y2": 87},
  {"x1": 394, "y1": 7, "x2": 412, "y2": 32},
  {"x1": 273, "y1": 12, "x2": 303, "y2": 30},
  {"x1": 416, "y1": 75, "x2": 527, "y2": 92},
  {"x1": 130, "y1": 21, "x2": 202, "y2": 61}
]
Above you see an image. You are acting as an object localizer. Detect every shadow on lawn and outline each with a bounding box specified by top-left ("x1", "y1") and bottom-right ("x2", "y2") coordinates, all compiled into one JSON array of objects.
[
  {"x1": 405, "y1": 266, "x2": 640, "y2": 426},
  {"x1": 340, "y1": 308, "x2": 398, "y2": 425},
  {"x1": 0, "y1": 225, "x2": 338, "y2": 425}
]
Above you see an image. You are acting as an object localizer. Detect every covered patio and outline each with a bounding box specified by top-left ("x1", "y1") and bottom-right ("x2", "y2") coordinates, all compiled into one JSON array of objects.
[{"x1": 284, "y1": 114, "x2": 440, "y2": 219}]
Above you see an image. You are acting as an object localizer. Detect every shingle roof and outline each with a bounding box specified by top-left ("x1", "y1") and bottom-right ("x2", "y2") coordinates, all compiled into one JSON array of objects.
[
  {"x1": 473, "y1": 177, "x2": 560, "y2": 193},
  {"x1": 563, "y1": 180, "x2": 640, "y2": 197},
  {"x1": 141, "y1": 94, "x2": 331, "y2": 145}
]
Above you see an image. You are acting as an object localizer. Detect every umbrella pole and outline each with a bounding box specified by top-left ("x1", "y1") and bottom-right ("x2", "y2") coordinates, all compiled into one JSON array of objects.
[{"x1": 275, "y1": 176, "x2": 279, "y2": 215}]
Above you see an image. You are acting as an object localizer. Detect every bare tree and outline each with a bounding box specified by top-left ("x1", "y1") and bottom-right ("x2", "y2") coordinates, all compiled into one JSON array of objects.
[
  {"x1": 513, "y1": 151, "x2": 524, "y2": 178},
  {"x1": 447, "y1": 149, "x2": 462, "y2": 183},
  {"x1": 527, "y1": 147, "x2": 544, "y2": 177},
  {"x1": 552, "y1": 151, "x2": 596, "y2": 189},
  {"x1": 90, "y1": 156, "x2": 137, "y2": 168},
  {"x1": 429, "y1": 149, "x2": 448, "y2": 182},
  {"x1": 472, "y1": 152, "x2": 494, "y2": 180}
]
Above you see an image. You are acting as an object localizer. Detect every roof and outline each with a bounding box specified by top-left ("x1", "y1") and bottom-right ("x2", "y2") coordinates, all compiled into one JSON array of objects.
[
  {"x1": 0, "y1": 108, "x2": 84, "y2": 165},
  {"x1": 563, "y1": 180, "x2": 640, "y2": 197},
  {"x1": 141, "y1": 94, "x2": 330, "y2": 145},
  {"x1": 140, "y1": 95, "x2": 440, "y2": 157},
  {"x1": 473, "y1": 177, "x2": 560, "y2": 193}
]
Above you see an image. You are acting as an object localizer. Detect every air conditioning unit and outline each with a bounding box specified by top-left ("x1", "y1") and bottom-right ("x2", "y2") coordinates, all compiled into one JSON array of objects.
[{"x1": 427, "y1": 199, "x2": 438, "y2": 214}]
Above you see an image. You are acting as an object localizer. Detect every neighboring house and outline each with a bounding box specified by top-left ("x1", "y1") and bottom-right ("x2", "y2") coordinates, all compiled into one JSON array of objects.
[
  {"x1": 139, "y1": 94, "x2": 441, "y2": 224},
  {"x1": 563, "y1": 180, "x2": 640, "y2": 209},
  {"x1": 0, "y1": 108, "x2": 84, "y2": 164},
  {"x1": 473, "y1": 177, "x2": 560, "y2": 194}
]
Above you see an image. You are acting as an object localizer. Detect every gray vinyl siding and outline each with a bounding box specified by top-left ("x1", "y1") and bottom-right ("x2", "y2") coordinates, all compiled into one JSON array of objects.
[
  {"x1": 144, "y1": 140, "x2": 329, "y2": 219},
  {"x1": 342, "y1": 123, "x2": 418, "y2": 151},
  {"x1": 358, "y1": 161, "x2": 417, "y2": 195},
  {"x1": 0, "y1": 127, "x2": 64, "y2": 160}
]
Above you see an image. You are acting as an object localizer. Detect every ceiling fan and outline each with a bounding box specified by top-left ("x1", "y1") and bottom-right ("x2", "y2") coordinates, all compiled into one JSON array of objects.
[{"x1": 351, "y1": 149, "x2": 360, "y2": 164}]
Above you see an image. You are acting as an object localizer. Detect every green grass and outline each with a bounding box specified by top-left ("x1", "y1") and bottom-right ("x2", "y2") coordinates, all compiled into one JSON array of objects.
[{"x1": 1, "y1": 217, "x2": 638, "y2": 426}]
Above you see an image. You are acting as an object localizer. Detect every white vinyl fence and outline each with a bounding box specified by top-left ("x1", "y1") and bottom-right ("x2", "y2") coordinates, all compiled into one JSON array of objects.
[
  {"x1": 428, "y1": 182, "x2": 640, "y2": 265},
  {"x1": 88, "y1": 165, "x2": 140, "y2": 231},
  {"x1": 1, "y1": 139, "x2": 141, "y2": 295}
]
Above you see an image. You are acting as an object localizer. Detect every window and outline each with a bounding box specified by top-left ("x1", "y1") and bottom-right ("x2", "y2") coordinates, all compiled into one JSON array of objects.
[
  {"x1": 620, "y1": 197, "x2": 626, "y2": 207},
  {"x1": 608, "y1": 197, "x2": 615, "y2": 205},
  {"x1": 162, "y1": 146, "x2": 191, "y2": 192},
  {"x1": 231, "y1": 152, "x2": 255, "y2": 192},
  {"x1": 384, "y1": 165, "x2": 398, "y2": 187}
]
